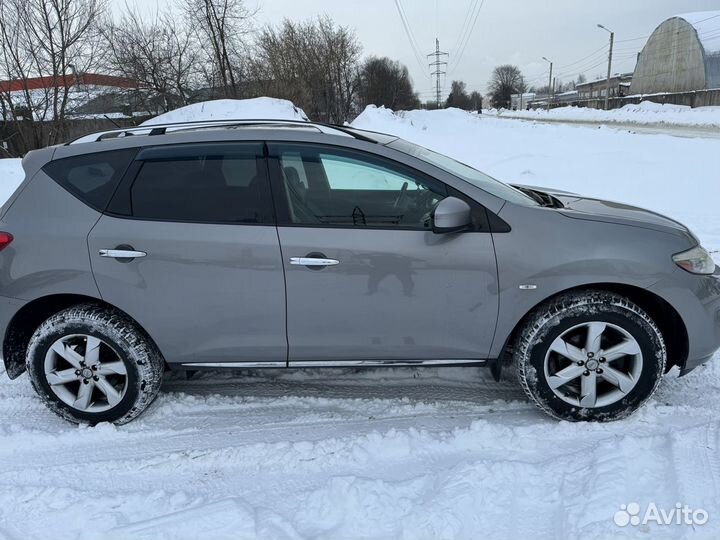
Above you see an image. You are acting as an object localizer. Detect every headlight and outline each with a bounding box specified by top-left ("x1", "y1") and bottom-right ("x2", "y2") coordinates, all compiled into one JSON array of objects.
[{"x1": 672, "y1": 246, "x2": 716, "y2": 275}]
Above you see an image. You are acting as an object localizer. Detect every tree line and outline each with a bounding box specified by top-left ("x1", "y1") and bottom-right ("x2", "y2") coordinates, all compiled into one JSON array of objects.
[{"x1": 0, "y1": 0, "x2": 481, "y2": 154}]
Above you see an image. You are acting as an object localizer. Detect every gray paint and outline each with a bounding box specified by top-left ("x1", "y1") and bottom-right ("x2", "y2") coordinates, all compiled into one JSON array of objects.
[
  {"x1": 1, "y1": 124, "x2": 719, "y2": 379},
  {"x1": 0, "y1": 171, "x2": 102, "y2": 300},
  {"x1": 88, "y1": 217, "x2": 287, "y2": 364},
  {"x1": 278, "y1": 226, "x2": 498, "y2": 362}
]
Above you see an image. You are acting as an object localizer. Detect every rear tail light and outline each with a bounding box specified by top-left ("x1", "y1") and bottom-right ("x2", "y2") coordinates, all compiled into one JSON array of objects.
[{"x1": 0, "y1": 232, "x2": 13, "y2": 251}]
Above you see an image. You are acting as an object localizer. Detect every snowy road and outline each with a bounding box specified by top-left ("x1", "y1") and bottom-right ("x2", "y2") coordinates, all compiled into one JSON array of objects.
[
  {"x1": 492, "y1": 115, "x2": 720, "y2": 140},
  {"x1": 1, "y1": 107, "x2": 720, "y2": 539},
  {"x1": 2, "y1": 362, "x2": 719, "y2": 540}
]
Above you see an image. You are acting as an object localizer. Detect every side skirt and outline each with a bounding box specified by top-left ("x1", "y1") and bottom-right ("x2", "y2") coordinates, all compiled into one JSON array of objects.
[{"x1": 177, "y1": 359, "x2": 489, "y2": 370}]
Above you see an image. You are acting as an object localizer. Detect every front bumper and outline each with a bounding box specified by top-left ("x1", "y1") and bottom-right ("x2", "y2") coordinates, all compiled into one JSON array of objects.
[{"x1": 649, "y1": 266, "x2": 720, "y2": 376}]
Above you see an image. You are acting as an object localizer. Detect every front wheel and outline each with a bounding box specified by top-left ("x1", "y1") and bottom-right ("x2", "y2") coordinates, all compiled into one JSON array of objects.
[
  {"x1": 514, "y1": 290, "x2": 666, "y2": 422},
  {"x1": 26, "y1": 304, "x2": 164, "y2": 425}
]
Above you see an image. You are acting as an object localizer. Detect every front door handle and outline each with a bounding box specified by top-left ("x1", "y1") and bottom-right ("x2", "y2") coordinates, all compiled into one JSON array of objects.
[{"x1": 290, "y1": 257, "x2": 339, "y2": 267}]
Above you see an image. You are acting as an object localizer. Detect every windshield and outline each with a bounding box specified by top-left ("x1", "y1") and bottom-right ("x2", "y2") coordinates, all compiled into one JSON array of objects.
[{"x1": 389, "y1": 139, "x2": 538, "y2": 207}]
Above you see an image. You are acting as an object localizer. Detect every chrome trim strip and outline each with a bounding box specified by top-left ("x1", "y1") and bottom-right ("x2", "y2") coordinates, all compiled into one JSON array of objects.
[
  {"x1": 178, "y1": 359, "x2": 487, "y2": 369},
  {"x1": 289, "y1": 359, "x2": 487, "y2": 368},
  {"x1": 180, "y1": 361, "x2": 287, "y2": 368}
]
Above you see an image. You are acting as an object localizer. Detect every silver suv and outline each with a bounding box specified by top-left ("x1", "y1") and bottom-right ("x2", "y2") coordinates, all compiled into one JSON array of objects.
[{"x1": 1, "y1": 119, "x2": 718, "y2": 424}]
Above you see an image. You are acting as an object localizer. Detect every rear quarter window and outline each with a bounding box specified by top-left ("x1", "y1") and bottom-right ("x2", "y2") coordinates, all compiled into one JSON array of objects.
[{"x1": 42, "y1": 148, "x2": 137, "y2": 211}]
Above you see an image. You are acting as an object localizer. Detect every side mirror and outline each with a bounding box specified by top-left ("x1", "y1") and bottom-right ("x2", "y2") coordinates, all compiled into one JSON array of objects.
[{"x1": 432, "y1": 196, "x2": 472, "y2": 234}]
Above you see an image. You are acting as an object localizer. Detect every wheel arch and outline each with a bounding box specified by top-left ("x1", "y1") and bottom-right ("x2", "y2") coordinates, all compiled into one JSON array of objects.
[
  {"x1": 496, "y1": 283, "x2": 688, "y2": 377},
  {"x1": 3, "y1": 293, "x2": 164, "y2": 379}
]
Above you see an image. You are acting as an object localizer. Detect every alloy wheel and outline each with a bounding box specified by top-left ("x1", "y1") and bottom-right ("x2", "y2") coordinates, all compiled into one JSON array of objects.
[
  {"x1": 43, "y1": 334, "x2": 129, "y2": 413},
  {"x1": 543, "y1": 321, "x2": 643, "y2": 408}
]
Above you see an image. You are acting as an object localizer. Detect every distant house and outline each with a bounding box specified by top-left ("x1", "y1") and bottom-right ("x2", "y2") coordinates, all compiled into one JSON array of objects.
[
  {"x1": 0, "y1": 73, "x2": 138, "y2": 120},
  {"x1": 576, "y1": 73, "x2": 633, "y2": 100}
]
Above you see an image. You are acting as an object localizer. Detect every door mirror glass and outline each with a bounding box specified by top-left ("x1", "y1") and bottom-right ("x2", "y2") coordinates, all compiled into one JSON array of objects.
[{"x1": 432, "y1": 196, "x2": 472, "y2": 233}]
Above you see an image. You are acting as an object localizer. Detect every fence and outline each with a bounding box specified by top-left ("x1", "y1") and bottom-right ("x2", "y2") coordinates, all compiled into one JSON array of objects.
[
  {"x1": 532, "y1": 87, "x2": 720, "y2": 111},
  {"x1": 0, "y1": 116, "x2": 153, "y2": 158}
]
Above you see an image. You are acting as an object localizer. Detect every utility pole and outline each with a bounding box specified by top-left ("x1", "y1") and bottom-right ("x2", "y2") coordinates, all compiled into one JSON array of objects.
[
  {"x1": 598, "y1": 24, "x2": 614, "y2": 110},
  {"x1": 428, "y1": 38, "x2": 448, "y2": 109},
  {"x1": 542, "y1": 57, "x2": 553, "y2": 111}
]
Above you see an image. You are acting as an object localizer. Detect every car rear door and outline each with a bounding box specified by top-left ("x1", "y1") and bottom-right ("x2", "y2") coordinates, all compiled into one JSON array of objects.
[
  {"x1": 268, "y1": 142, "x2": 499, "y2": 364},
  {"x1": 87, "y1": 142, "x2": 287, "y2": 367}
]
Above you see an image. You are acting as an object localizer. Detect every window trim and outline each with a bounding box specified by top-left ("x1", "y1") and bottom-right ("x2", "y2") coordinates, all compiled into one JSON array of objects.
[
  {"x1": 267, "y1": 142, "x2": 491, "y2": 232},
  {"x1": 104, "y1": 141, "x2": 276, "y2": 226}
]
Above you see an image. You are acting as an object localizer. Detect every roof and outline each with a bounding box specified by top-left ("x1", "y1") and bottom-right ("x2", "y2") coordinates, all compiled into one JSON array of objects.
[
  {"x1": 68, "y1": 118, "x2": 391, "y2": 146},
  {"x1": 0, "y1": 73, "x2": 137, "y2": 93},
  {"x1": 575, "y1": 73, "x2": 633, "y2": 89},
  {"x1": 676, "y1": 11, "x2": 720, "y2": 55}
]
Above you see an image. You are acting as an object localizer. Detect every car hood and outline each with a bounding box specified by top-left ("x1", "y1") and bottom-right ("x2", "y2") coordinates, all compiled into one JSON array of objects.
[{"x1": 511, "y1": 183, "x2": 697, "y2": 241}]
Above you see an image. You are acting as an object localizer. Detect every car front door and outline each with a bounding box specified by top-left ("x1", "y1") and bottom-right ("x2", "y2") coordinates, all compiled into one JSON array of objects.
[
  {"x1": 268, "y1": 142, "x2": 499, "y2": 364},
  {"x1": 87, "y1": 142, "x2": 287, "y2": 366}
]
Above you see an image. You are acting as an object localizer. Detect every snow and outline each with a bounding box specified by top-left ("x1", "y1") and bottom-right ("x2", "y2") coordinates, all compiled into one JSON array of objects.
[
  {"x1": 494, "y1": 101, "x2": 720, "y2": 128},
  {"x1": 678, "y1": 11, "x2": 720, "y2": 55},
  {"x1": 0, "y1": 158, "x2": 24, "y2": 205},
  {"x1": 141, "y1": 97, "x2": 309, "y2": 126},
  {"x1": 1, "y1": 102, "x2": 720, "y2": 539}
]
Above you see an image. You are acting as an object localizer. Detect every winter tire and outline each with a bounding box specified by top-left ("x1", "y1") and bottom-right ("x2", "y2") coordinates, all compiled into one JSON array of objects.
[
  {"x1": 26, "y1": 304, "x2": 164, "y2": 425},
  {"x1": 515, "y1": 290, "x2": 666, "y2": 422}
]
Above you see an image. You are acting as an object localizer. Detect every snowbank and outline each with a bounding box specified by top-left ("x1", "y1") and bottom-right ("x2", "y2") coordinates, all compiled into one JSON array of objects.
[
  {"x1": 141, "y1": 97, "x2": 309, "y2": 125},
  {"x1": 0, "y1": 158, "x2": 23, "y2": 204},
  {"x1": 494, "y1": 100, "x2": 720, "y2": 128}
]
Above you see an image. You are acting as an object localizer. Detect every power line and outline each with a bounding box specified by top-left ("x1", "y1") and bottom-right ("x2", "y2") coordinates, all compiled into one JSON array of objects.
[
  {"x1": 615, "y1": 13, "x2": 720, "y2": 44},
  {"x1": 448, "y1": 0, "x2": 478, "y2": 60},
  {"x1": 548, "y1": 12, "x2": 720, "y2": 84},
  {"x1": 393, "y1": 0, "x2": 430, "y2": 79},
  {"x1": 448, "y1": 0, "x2": 485, "y2": 76},
  {"x1": 554, "y1": 43, "x2": 608, "y2": 70},
  {"x1": 556, "y1": 58, "x2": 609, "y2": 80}
]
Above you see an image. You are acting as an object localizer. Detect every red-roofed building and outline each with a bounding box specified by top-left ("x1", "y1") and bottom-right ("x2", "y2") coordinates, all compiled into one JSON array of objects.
[{"x1": 0, "y1": 73, "x2": 137, "y2": 93}]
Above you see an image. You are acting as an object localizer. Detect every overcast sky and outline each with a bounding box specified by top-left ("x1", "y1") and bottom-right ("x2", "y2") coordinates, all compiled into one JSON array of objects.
[{"x1": 117, "y1": 0, "x2": 720, "y2": 98}]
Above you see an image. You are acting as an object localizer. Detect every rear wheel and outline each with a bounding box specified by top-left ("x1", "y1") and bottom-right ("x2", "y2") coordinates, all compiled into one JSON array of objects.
[
  {"x1": 26, "y1": 304, "x2": 164, "y2": 425},
  {"x1": 514, "y1": 290, "x2": 665, "y2": 421}
]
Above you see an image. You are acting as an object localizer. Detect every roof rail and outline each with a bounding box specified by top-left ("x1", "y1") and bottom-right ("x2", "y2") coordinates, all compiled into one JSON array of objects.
[{"x1": 68, "y1": 118, "x2": 378, "y2": 145}]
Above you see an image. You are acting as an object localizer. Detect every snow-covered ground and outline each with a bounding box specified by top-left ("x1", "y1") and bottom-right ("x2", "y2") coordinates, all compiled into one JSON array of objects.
[
  {"x1": 493, "y1": 101, "x2": 720, "y2": 129},
  {"x1": 1, "y1": 101, "x2": 719, "y2": 539}
]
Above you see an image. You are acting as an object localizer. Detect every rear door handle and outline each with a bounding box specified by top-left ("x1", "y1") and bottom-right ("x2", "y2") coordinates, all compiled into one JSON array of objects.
[
  {"x1": 99, "y1": 249, "x2": 147, "y2": 259},
  {"x1": 290, "y1": 257, "x2": 339, "y2": 266}
]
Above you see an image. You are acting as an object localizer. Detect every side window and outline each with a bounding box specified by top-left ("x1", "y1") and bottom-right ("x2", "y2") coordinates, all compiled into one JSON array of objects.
[
  {"x1": 43, "y1": 148, "x2": 137, "y2": 211},
  {"x1": 273, "y1": 144, "x2": 447, "y2": 229},
  {"x1": 128, "y1": 143, "x2": 272, "y2": 223}
]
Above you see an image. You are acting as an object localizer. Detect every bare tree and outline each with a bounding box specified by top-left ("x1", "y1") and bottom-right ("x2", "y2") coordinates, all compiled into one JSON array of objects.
[
  {"x1": 357, "y1": 56, "x2": 419, "y2": 111},
  {"x1": 251, "y1": 17, "x2": 361, "y2": 123},
  {"x1": 104, "y1": 8, "x2": 199, "y2": 114},
  {"x1": 184, "y1": 0, "x2": 254, "y2": 97},
  {"x1": 0, "y1": 0, "x2": 107, "y2": 151},
  {"x1": 488, "y1": 65, "x2": 526, "y2": 109}
]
